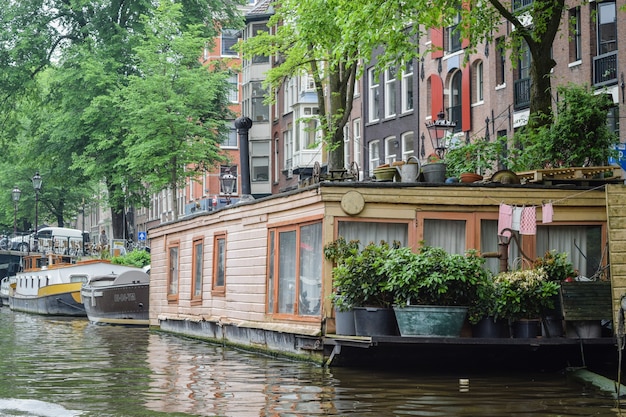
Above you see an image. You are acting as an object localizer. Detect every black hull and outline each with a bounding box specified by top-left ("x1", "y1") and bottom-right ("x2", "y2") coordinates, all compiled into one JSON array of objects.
[
  {"x1": 9, "y1": 291, "x2": 86, "y2": 316},
  {"x1": 81, "y1": 283, "x2": 149, "y2": 326}
]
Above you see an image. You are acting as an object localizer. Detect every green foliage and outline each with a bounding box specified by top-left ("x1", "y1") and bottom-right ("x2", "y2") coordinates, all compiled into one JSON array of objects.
[
  {"x1": 325, "y1": 238, "x2": 492, "y2": 312},
  {"x1": 324, "y1": 239, "x2": 398, "y2": 310},
  {"x1": 492, "y1": 268, "x2": 560, "y2": 321},
  {"x1": 533, "y1": 250, "x2": 576, "y2": 282},
  {"x1": 111, "y1": 250, "x2": 151, "y2": 268},
  {"x1": 511, "y1": 84, "x2": 618, "y2": 170},
  {"x1": 382, "y1": 246, "x2": 492, "y2": 307},
  {"x1": 445, "y1": 138, "x2": 503, "y2": 178}
]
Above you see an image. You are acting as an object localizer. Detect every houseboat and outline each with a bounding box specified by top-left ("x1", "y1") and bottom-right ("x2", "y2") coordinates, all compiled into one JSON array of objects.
[
  {"x1": 9, "y1": 253, "x2": 145, "y2": 317},
  {"x1": 147, "y1": 171, "x2": 626, "y2": 370},
  {"x1": 81, "y1": 268, "x2": 150, "y2": 326}
]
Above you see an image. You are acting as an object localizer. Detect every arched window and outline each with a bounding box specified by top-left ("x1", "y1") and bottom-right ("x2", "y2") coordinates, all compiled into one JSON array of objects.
[{"x1": 448, "y1": 70, "x2": 462, "y2": 132}]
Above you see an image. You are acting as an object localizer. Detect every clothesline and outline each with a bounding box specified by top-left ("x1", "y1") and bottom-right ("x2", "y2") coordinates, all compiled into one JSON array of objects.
[{"x1": 483, "y1": 183, "x2": 607, "y2": 208}]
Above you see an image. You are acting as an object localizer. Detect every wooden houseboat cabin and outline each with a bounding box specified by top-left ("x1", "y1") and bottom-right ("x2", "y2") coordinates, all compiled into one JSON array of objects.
[{"x1": 149, "y1": 179, "x2": 626, "y2": 368}]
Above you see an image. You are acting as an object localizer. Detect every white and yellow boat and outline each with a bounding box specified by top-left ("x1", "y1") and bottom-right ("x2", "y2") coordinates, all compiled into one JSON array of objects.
[{"x1": 9, "y1": 253, "x2": 142, "y2": 317}]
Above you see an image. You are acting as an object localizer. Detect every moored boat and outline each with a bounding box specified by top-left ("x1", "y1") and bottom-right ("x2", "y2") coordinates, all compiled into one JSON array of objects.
[
  {"x1": 81, "y1": 269, "x2": 150, "y2": 326},
  {"x1": 9, "y1": 253, "x2": 144, "y2": 317}
]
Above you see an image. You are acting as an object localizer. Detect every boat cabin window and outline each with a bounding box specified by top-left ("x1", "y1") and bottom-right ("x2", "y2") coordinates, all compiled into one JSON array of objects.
[
  {"x1": 337, "y1": 220, "x2": 408, "y2": 248},
  {"x1": 267, "y1": 220, "x2": 322, "y2": 317},
  {"x1": 70, "y1": 275, "x2": 88, "y2": 284}
]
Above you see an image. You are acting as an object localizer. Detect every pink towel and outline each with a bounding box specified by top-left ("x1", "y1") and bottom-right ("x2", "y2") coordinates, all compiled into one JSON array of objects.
[
  {"x1": 520, "y1": 206, "x2": 537, "y2": 235},
  {"x1": 498, "y1": 204, "x2": 513, "y2": 236},
  {"x1": 542, "y1": 203, "x2": 553, "y2": 223}
]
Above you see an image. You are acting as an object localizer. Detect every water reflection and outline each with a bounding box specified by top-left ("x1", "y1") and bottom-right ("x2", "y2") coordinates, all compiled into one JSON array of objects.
[{"x1": 0, "y1": 309, "x2": 623, "y2": 416}]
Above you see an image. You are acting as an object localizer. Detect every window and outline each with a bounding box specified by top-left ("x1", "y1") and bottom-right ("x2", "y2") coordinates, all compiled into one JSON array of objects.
[
  {"x1": 449, "y1": 70, "x2": 462, "y2": 132},
  {"x1": 221, "y1": 29, "x2": 239, "y2": 56},
  {"x1": 495, "y1": 37, "x2": 506, "y2": 86},
  {"x1": 284, "y1": 77, "x2": 296, "y2": 114},
  {"x1": 251, "y1": 141, "x2": 270, "y2": 182},
  {"x1": 300, "y1": 107, "x2": 320, "y2": 149},
  {"x1": 401, "y1": 61, "x2": 414, "y2": 113},
  {"x1": 221, "y1": 127, "x2": 238, "y2": 148},
  {"x1": 445, "y1": 10, "x2": 462, "y2": 54},
  {"x1": 385, "y1": 136, "x2": 398, "y2": 164},
  {"x1": 251, "y1": 82, "x2": 269, "y2": 122},
  {"x1": 267, "y1": 221, "x2": 322, "y2": 316},
  {"x1": 192, "y1": 239, "x2": 204, "y2": 301},
  {"x1": 353, "y1": 119, "x2": 362, "y2": 169},
  {"x1": 537, "y1": 225, "x2": 603, "y2": 278},
  {"x1": 228, "y1": 73, "x2": 239, "y2": 103},
  {"x1": 384, "y1": 66, "x2": 397, "y2": 118},
  {"x1": 597, "y1": 1, "x2": 617, "y2": 55},
  {"x1": 474, "y1": 60, "x2": 484, "y2": 103},
  {"x1": 337, "y1": 220, "x2": 409, "y2": 247},
  {"x1": 343, "y1": 124, "x2": 351, "y2": 169},
  {"x1": 167, "y1": 244, "x2": 179, "y2": 301},
  {"x1": 219, "y1": 165, "x2": 238, "y2": 195},
  {"x1": 401, "y1": 132, "x2": 415, "y2": 159},
  {"x1": 368, "y1": 68, "x2": 380, "y2": 122},
  {"x1": 569, "y1": 7, "x2": 582, "y2": 63},
  {"x1": 251, "y1": 24, "x2": 269, "y2": 63},
  {"x1": 512, "y1": 0, "x2": 532, "y2": 11},
  {"x1": 369, "y1": 140, "x2": 381, "y2": 176},
  {"x1": 284, "y1": 125, "x2": 293, "y2": 170},
  {"x1": 213, "y1": 233, "x2": 226, "y2": 292},
  {"x1": 607, "y1": 105, "x2": 620, "y2": 137}
]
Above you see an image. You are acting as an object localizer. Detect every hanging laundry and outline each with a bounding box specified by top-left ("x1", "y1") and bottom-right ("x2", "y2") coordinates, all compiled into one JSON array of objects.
[
  {"x1": 511, "y1": 206, "x2": 523, "y2": 231},
  {"x1": 498, "y1": 203, "x2": 513, "y2": 236},
  {"x1": 520, "y1": 206, "x2": 537, "y2": 235},
  {"x1": 542, "y1": 202, "x2": 554, "y2": 224}
]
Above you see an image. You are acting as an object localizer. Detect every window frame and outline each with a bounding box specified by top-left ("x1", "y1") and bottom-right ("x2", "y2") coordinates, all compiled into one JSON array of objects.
[
  {"x1": 167, "y1": 241, "x2": 180, "y2": 302},
  {"x1": 191, "y1": 237, "x2": 204, "y2": 303},
  {"x1": 212, "y1": 232, "x2": 227, "y2": 295},
  {"x1": 266, "y1": 218, "x2": 323, "y2": 319},
  {"x1": 368, "y1": 68, "x2": 381, "y2": 123}
]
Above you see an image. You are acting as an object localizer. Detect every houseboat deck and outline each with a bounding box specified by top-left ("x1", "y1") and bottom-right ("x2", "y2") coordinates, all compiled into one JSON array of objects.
[{"x1": 324, "y1": 334, "x2": 621, "y2": 372}]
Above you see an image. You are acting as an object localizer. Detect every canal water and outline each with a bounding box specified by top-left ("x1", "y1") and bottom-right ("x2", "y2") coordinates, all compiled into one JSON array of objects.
[{"x1": 0, "y1": 308, "x2": 623, "y2": 417}]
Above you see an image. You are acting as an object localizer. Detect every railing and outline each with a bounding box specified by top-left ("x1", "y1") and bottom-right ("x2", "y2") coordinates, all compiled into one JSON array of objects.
[
  {"x1": 593, "y1": 51, "x2": 617, "y2": 87},
  {"x1": 514, "y1": 78, "x2": 531, "y2": 110}
]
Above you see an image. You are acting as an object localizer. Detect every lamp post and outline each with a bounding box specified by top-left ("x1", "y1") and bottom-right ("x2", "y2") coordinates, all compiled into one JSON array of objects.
[
  {"x1": 220, "y1": 169, "x2": 237, "y2": 205},
  {"x1": 12, "y1": 186, "x2": 21, "y2": 237},
  {"x1": 32, "y1": 172, "x2": 42, "y2": 252},
  {"x1": 425, "y1": 110, "x2": 456, "y2": 159}
]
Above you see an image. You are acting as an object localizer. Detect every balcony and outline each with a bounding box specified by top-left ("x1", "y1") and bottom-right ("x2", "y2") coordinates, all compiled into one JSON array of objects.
[
  {"x1": 514, "y1": 78, "x2": 531, "y2": 110},
  {"x1": 593, "y1": 51, "x2": 617, "y2": 87}
]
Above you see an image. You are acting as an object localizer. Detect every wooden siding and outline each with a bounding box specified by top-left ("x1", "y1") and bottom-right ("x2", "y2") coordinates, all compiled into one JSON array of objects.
[
  {"x1": 606, "y1": 184, "x2": 626, "y2": 326},
  {"x1": 149, "y1": 182, "x2": 611, "y2": 354}
]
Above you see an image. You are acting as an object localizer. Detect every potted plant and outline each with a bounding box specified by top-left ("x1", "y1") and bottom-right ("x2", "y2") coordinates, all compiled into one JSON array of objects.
[
  {"x1": 421, "y1": 153, "x2": 447, "y2": 183},
  {"x1": 380, "y1": 245, "x2": 492, "y2": 337},
  {"x1": 492, "y1": 268, "x2": 560, "y2": 338},
  {"x1": 467, "y1": 276, "x2": 511, "y2": 338},
  {"x1": 445, "y1": 138, "x2": 501, "y2": 182},
  {"x1": 324, "y1": 238, "x2": 399, "y2": 336}
]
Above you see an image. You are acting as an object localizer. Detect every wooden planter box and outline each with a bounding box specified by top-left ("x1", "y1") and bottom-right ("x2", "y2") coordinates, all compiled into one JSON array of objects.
[{"x1": 559, "y1": 281, "x2": 612, "y2": 322}]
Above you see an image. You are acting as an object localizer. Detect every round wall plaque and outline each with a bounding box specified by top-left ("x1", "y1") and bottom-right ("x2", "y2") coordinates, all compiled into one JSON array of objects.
[{"x1": 341, "y1": 190, "x2": 365, "y2": 215}]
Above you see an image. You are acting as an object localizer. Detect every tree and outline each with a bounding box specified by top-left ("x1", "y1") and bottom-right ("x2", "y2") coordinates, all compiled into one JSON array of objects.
[
  {"x1": 0, "y1": 0, "x2": 242, "y2": 236},
  {"x1": 337, "y1": 0, "x2": 568, "y2": 130},
  {"x1": 240, "y1": 0, "x2": 359, "y2": 171},
  {"x1": 118, "y1": 2, "x2": 233, "y2": 221}
]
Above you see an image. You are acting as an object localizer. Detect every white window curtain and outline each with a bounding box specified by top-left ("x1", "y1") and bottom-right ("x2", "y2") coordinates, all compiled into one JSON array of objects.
[
  {"x1": 423, "y1": 219, "x2": 465, "y2": 254},
  {"x1": 337, "y1": 221, "x2": 408, "y2": 248},
  {"x1": 537, "y1": 225, "x2": 602, "y2": 278},
  {"x1": 299, "y1": 223, "x2": 322, "y2": 316}
]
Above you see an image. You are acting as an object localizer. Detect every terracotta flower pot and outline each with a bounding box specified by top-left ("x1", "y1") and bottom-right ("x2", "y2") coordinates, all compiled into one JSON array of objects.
[{"x1": 460, "y1": 173, "x2": 484, "y2": 183}]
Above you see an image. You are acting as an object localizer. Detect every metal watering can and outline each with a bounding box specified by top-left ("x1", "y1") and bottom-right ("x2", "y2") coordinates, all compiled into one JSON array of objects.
[{"x1": 396, "y1": 156, "x2": 421, "y2": 183}]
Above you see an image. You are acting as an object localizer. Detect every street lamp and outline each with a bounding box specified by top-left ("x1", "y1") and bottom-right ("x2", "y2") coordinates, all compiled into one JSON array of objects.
[
  {"x1": 425, "y1": 110, "x2": 456, "y2": 159},
  {"x1": 220, "y1": 169, "x2": 237, "y2": 205},
  {"x1": 12, "y1": 186, "x2": 21, "y2": 237},
  {"x1": 32, "y1": 172, "x2": 42, "y2": 252}
]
